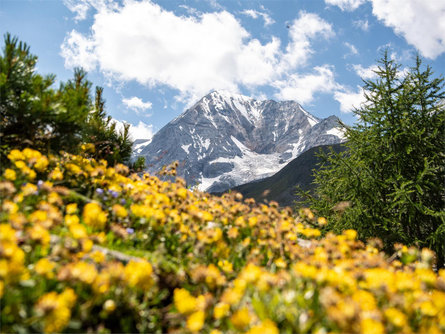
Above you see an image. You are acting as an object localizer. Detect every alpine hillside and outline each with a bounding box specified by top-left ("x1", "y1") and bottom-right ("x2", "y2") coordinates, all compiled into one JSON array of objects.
[{"x1": 136, "y1": 91, "x2": 345, "y2": 192}]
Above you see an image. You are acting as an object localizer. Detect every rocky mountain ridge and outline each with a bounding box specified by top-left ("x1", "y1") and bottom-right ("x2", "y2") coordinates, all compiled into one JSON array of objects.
[{"x1": 136, "y1": 90, "x2": 344, "y2": 192}]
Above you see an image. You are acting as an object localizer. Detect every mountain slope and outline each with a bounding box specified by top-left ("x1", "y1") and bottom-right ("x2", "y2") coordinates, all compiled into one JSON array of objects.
[
  {"x1": 231, "y1": 143, "x2": 347, "y2": 207},
  {"x1": 137, "y1": 91, "x2": 344, "y2": 192}
]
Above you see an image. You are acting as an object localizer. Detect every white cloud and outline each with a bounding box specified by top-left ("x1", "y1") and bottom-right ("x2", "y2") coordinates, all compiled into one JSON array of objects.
[
  {"x1": 352, "y1": 64, "x2": 379, "y2": 79},
  {"x1": 60, "y1": 30, "x2": 97, "y2": 71},
  {"x1": 122, "y1": 96, "x2": 152, "y2": 114},
  {"x1": 236, "y1": 37, "x2": 281, "y2": 87},
  {"x1": 63, "y1": 0, "x2": 117, "y2": 21},
  {"x1": 325, "y1": 0, "x2": 366, "y2": 11},
  {"x1": 114, "y1": 119, "x2": 154, "y2": 141},
  {"x1": 273, "y1": 65, "x2": 339, "y2": 104},
  {"x1": 241, "y1": 9, "x2": 275, "y2": 26},
  {"x1": 63, "y1": 0, "x2": 90, "y2": 21},
  {"x1": 334, "y1": 86, "x2": 366, "y2": 113},
  {"x1": 344, "y1": 42, "x2": 358, "y2": 56},
  {"x1": 370, "y1": 0, "x2": 445, "y2": 59},
  {"x1": 61, "y1": 1, "x2": 334, "y2": 104},
  {"x1": 326, "y1": 0, "x2": 445, "y2": 58},
  {"x1": 353, "y1": 19, "x2": 370, "y2": 31},
  {"x1": 282, "y1": 11, "x2": 334, "y2": 69}
]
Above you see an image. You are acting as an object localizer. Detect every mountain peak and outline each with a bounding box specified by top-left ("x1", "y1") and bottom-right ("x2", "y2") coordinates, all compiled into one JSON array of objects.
[
  {"x1": 208, "y1": 90, "x2": 253, "y2": 103},
  {"x1": 137, "y1": 92, "x2": 344, "y2": 193},
  {"x1": 197, "y1": 90, "x2": 264, "y2": 124}
]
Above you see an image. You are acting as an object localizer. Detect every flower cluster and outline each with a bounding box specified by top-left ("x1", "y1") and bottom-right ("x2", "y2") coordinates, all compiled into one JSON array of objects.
[{"x1": 1, "y1": 148, "x2": 444, "y2": 333}]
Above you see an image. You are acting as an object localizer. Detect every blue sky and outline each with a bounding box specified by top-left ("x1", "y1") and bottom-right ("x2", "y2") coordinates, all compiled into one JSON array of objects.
[{"x1": 1, "y1": 0, "x2": 444, "y2": 140}]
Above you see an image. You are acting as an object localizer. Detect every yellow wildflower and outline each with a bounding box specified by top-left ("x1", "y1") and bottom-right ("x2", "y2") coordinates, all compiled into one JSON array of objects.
[
  {"x1": 83, "y1": 202, "x2": 107, "y2": 229},
  {"x1": 112, "y1": 204, "x2": 128, "y2": 218},
  {"x1": 352, "y1": 290, "x2": 376, "y2": 311},
  {"x1": 317, "y1": 217, "x2": 328, "y2": 226},
  {"x1": 49, "y1": 167, "x2": 63, "y2": 181},
  {"x1": 66, "y1": 163, "x2": 82, "y2": 175},
  {"x1": 34, "y1": 156, "x2": 49, "y2": 172},
  {"x1": 2, "y1": 200, "x2": 18, "y2": 214},
  {"x1": 69, "y1": 223, "x2": 88, "y2": 239},
  {"x1": 241, "y1": 263, "x2": 261, "y2": 283},
  {"x1": 419, "y1": 300, "x2": 437, "y2": 316},
  {"x1": 177, "y1": 187, "x2": 188, "y2": 199},
  {"x1": 174, "y1": 288, "x2": 197, "y2": 314},
  {"x1": 384, "y1": 307, "x2": 407, "y2": 328},
  {"x1": 65, "y1": 214, "x2": 80, "y2": 226},
  {"x1": 187, "y1": 310, "x2": 205, "y2": 332},
  {"x1": 248, "y1": 216, "x2": 258, "y2": 227},
  {"x1": 360, "y1": 318, "x2": 385, "y2": 334},
  {"x1": 82, "y1": 239, "x2": 93, "y2": 252},
  {"x1": 59, "y1": 288, "x2": 77, "y2": 308},
  {"x1": 214, "y1": 302, "x2": 230, "y2": 319},
  {"x1": 23, "y1": 148, "x2": 41, "y2": 160},
  {"x1": 21, "y1": 183, "x2": 37, "y2": 196},
  {"x1": 228, "y1": 227, "x2": 239, "y2": 239},
  {"x1": 247, "y1": 319, "x2": 279, "y2": 334},
  {"x1": 59, "y1": 262, "x2": 97, "y2": 285},
  {"x1": 0, "y1": 224, "x2": 17, "y2": 243},
  {"x1": 15, "y1": 160, "x2": 26, "y2": 170},
  {"x1": 293, "y1": 262, "x2": 317, "y2": 279},
  {"x1": 8, "y1": 149, "x2": 25, "y2": 161},
  {"x1": 218, "y1": 259, "x2": 233, "y2": 273},
  {"x1": 66, "y1": 203, "x2": 78, "y2": 214},
  {"x1": 36, "y1": 288, "x2": 76, "y2": 333},
  {"x1": 28, "y1": 224, "x2": 50, "y2": 246},
  {"x1": 274, "y1": 257, "x2": 287, "y2": 268},
  {"x1": 230, "y1": 307, "x2": 250, "y2": 330},
  {"x1": 343, "y1": 229, "x2": 357, "y2": 240},
  {"x1": 124, "y1": 260, "x2": 153, "y2": 290},
  {"x1": 35, "y1": 258, "x2": 56, "y2": 279},
  {"x1": 89, "y1": 250, "x2": 106, "y2": 263},
  {"x1": 3, "y1": 169, "x2": 16, "y2": 181}
]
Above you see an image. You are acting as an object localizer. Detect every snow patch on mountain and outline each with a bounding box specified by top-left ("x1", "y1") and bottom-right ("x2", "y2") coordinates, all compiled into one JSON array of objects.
[
  {"x1": 326, "y1": 127, "x2": 345, "y2": 139},
  {"x1": 181, "y1": 144, "x2": 191, "y2": 154},
  {"x1": 198, "y1": 136, "x2": 287, "y2": 191}
]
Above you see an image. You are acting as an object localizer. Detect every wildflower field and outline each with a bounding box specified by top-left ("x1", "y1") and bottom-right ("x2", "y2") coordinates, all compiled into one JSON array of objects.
[{"x1": 1, "y1": 148, "x2": 444, "y2": 333}]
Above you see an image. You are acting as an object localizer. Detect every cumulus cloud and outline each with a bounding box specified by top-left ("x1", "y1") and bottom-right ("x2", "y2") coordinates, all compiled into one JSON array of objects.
[
  {"x1": 326, "y1": 0, "x2": 445, "y2": 58},
  {"x1": 370, "y1": 0, "x2": 445, "y2": 59},
  {"x1": 282, "y1": 11, "x2": 334, "y2": 69},
  {"x1": 325, "y1": 0, "x2": 366, "y2": 11},
  {"x1": 61, "y1": 1, "x2": 334, "y2": 104},
  {"x1": 352, "y1": 64, "x2": 379, "y2": 79},
  {"x1": 122, "y1": 97, "x2": 153, "y2": 114},
  {"x1": 114, "y1": 119, "x2": 154, "y2": 141},
  {"x1": 273, "y1": 65, "x2": 339, "y2": 105},
  {"x1": 241, "y1": 9, "x2": 275, "y2": 26},
  {"x1": 334, "y1": 86, "x2": 366, "y2": 113},
  {"x1": 61, "y1": 30, "x2": 97, "y2": 71},
  {"x1": 62, "y1": 1, "x2": 269, "y2": 102}
]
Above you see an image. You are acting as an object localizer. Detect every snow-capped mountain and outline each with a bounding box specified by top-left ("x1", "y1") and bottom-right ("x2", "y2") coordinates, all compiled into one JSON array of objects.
[{"x1": 136, "y1": 90, "x2": 344, "y2": 192}]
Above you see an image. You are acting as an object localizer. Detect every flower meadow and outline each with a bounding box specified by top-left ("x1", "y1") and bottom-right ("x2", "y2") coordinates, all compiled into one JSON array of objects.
[{"x1": 1, "y1": 148, "x2": 445, "y2": 333}]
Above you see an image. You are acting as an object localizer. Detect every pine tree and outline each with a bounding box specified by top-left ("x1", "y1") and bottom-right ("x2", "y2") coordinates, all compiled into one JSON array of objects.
[
  {"x1": 303, "y1": 52, "x2": 445, "y2": 267},
  {"x1": 0, "y1": 33, "x2": 58, "y2": 155},
  {"x1": 1, "y1": 33, "x2": 134, "y2": 166}
]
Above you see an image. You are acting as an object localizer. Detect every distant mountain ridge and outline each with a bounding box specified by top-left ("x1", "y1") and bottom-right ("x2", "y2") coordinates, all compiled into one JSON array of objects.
[
  {"x1": 136, "y1": 90, "x2": 344, "y2": 192},
  {"x1": 231, "y1": 143, "x2": 347, "y2": 207}
]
